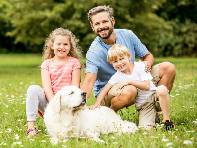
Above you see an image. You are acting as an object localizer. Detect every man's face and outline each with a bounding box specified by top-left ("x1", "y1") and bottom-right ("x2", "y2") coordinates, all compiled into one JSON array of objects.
[{"x1": 90, "y1": 12, "x2": 115, "y2": 39}]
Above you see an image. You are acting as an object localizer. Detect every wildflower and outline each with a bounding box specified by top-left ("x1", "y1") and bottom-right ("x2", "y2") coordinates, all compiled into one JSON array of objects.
[
  {"x1": 113, "y1": 142, "x2": 118, "y2": 144},
  {"x1": 192, "y1": 119, "x2": 197, "y2": 124},
  {"x1": 6, "y1": 128, "x2": 12, "y2": 133},
  {"x1": 0, "y1": 142, "x2": 7, "y2": 146},
  {"x1": 12, "y1": 141, "x2": 23, "y2": 146},
  {"x1": 15, "y1": 134, "x2": 20, "y2": 140},
  {"x1": 166, "y1": 142, "x2": 173, "y2": 147},
  {"x1": 183, "y1": 140, "x2": 192, "y2": 145},
  {"x1": 41, "y1": 140, "x2": 46, "y2": 143},
  {"x1": 162, "y1": 136, "x2": 169, "y2": 142},
  {"x1": 19, "y1": 82, "x2": 24, "y2": 85}
]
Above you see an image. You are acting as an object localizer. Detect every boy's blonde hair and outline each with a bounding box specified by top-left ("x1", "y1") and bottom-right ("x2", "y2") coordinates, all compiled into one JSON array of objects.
[
  {"x1": 107, "y1": 44, "x2": 131, "y2": 64},
  {"x1": 42, "y1": 27, "x2": 82, "y2": 60}
]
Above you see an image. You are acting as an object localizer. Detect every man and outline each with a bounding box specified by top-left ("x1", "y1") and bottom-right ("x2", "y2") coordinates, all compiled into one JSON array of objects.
[{"x1": 81, "y1": 5, "x2": 176, "y2": 113}]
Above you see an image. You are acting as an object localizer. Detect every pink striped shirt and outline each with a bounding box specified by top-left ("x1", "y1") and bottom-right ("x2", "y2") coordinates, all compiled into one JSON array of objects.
[{"x1": 41, "y1": 57, "x2": 80, "y2": 94}]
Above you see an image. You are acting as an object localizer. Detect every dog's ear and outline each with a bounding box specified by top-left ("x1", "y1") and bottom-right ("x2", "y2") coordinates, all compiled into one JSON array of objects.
[{"x1": 51, "y1": 92, "x2": 62, "y2": 113}]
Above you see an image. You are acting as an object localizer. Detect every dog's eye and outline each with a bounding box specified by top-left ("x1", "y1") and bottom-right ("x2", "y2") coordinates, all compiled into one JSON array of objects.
[{"x1": 68, "y1": 91, "x2": 74, "y2": 95}]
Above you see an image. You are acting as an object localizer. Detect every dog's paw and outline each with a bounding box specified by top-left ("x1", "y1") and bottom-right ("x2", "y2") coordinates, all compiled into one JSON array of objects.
[{"x1": 50, "y1": 137, "x2": 59, "y2": 145}]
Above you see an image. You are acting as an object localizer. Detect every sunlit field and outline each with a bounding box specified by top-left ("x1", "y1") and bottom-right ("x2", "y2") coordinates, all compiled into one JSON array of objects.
[{"x1": 0, "y1": 54, "x2": 196, "y2": 147}]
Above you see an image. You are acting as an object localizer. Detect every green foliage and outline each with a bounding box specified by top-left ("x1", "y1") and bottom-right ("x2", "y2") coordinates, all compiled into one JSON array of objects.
[
  {"x1": 169, "y1": 20, "x2": 197, "y2": 56},
  {"x1": 0, "y1": 54, "x2": 196, "y2": 147},
  {"x1": 127, "y1": 13, "x2": 174, "y2": 56},
  {"x1": 0, "y1": 0, "x2": 196, "y2": 56}
]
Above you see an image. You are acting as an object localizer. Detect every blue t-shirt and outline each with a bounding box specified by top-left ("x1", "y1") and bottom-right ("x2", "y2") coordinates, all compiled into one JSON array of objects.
[{"x1": 86, "y1": 29, "x2": 150, "y2": 96}]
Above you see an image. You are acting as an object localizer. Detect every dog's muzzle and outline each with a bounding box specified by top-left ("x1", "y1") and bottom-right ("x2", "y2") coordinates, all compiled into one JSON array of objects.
[{"x1": 73, "y1": 92, "x2": 87, "y2": 110}]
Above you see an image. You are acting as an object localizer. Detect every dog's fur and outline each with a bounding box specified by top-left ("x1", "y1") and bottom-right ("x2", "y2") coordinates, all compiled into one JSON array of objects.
[{"x1": 44, "y1": 85, "x2": 138, "y2": 144}]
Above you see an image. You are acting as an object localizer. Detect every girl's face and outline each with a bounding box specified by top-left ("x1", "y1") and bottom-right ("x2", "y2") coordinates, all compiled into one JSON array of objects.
[
  {"x1": 111, "y1": 56, "x2": 131, "y2": 73},
  {"x1": 52, "y1": 35, "x2": 71, "y2": 59}
]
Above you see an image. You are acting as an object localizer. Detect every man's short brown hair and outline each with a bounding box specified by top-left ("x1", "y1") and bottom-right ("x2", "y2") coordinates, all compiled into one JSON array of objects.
[{"x1": 87, "y1": 5, "x2": 114, "y2": 23}]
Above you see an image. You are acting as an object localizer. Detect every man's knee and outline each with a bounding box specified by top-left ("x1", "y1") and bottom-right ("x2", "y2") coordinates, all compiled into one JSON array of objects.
[
  {"x1": 160, "y1": 62, "x2": 176, "y2": 76},
  {"x1": 111, "y1": 95, "x2": 133, "y2": 107},
  {"x1": 121, "y1": 85, "x2": 137, "y2": 96}
]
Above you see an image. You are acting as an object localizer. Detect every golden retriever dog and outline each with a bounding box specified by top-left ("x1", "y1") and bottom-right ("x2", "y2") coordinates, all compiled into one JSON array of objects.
[{"x1": 44, "y1": 85, "x2": 137, "y2": 144}]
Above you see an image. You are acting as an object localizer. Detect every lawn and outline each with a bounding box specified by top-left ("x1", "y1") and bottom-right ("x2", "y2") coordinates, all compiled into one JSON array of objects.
[{"x1": 0, "y1": 54, "x2": 196, "y2": 148}]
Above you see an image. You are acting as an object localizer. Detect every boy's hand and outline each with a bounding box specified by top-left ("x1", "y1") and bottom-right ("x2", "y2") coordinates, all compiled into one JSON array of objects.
[
  {"x1": 115, "y1": 81, "x2": 129, "y2": 95},
  {"x1": 90, "y1": 102, "x2": 101, "y2": 110}
]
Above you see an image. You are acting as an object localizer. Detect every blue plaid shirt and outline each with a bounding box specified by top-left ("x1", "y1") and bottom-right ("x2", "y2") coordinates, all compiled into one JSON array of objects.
[{"x1": 86, "y1": 29, "x2": 150, "y2": 96}]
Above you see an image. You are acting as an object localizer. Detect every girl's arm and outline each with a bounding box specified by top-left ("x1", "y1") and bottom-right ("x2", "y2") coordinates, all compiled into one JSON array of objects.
[
  {"x1": 91, "y1": 83, "x2": 112, "y2": 109},
  {"x1": 71, "y1": 68, "x2": 81, "y2": 87},
  {"x1": 41, "y1": 69, "x2": 54, "y2": 102},
  {"x1": 81, "y1": 73, "x2": 97, "y2": 99}
]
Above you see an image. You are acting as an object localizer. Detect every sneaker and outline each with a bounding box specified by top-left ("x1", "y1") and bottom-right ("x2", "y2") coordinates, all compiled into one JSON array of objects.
[
  {"x1": 155, "y1": 112, "x2": 161, "y2": 124},
  {"x1": 164, "y1": 120, "x2": 174, "y2": 130},
  {"x1": 154, "y1": 97, "x2": 161, "y2": 112}
]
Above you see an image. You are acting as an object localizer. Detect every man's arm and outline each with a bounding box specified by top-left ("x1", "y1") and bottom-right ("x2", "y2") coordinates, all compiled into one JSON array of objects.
[
  {"x1": 141, "y1": 53, "x2": 154, "y2": 72},
  {"x1": 81, "y1": 73, "x2": 97, "y2": 99}
]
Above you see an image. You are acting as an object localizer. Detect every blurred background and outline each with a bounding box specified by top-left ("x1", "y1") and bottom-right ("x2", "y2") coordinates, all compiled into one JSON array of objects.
[{"x1": 0, "y1": 0, "x2": 196, "y2": 57}]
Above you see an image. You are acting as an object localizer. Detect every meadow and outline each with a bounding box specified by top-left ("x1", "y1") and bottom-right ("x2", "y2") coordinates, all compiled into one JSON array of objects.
[{"x1": 0, "y1": 54, "x2": 196, "y2": 148}]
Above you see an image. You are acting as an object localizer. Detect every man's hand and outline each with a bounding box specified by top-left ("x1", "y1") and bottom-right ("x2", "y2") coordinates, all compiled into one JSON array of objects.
[{"x1": 144, "y1": 61, "x2": 152, "y2": 72}]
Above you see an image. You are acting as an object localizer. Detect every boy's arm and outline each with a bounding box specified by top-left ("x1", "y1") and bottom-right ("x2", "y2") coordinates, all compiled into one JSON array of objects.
[
  {"x1": 126, "y1": 80, "x2": 150, "y2": 90},
  {"x1": 92, "y1": 83, "x2": 112, "y2": 108}
]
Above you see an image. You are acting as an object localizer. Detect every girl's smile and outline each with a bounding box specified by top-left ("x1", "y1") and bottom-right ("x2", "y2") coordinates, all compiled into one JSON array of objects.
[{"x1": 52, "y1": 35, "x2": 71, "y2": 59}]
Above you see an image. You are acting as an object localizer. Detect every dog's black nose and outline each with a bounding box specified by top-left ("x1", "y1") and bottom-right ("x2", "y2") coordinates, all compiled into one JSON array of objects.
[
  {"x1": 81, "y1": 92, "x2": 86, "y2": 104},
  {"x1": 82, "y1": 98, "x2": 86, "y2": 104},
  {"x1": 81, "y1": 92, "x2": 87, "y2": 98}
]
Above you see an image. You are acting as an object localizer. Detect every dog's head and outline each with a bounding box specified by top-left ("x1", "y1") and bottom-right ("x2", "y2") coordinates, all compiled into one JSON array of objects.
[{"x1": 51, "y1": 85, "x2": 86, "y2": 113}]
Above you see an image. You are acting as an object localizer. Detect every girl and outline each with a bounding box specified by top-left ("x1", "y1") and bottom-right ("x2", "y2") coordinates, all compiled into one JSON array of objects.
[{"x1": 26, "y1": 28, "x2": 82, "y2": 136}]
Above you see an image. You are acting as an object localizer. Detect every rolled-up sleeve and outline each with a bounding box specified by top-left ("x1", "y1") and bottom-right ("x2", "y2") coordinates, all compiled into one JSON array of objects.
[{"x1": 85, "y1": 51, "x2": 98, "y2": 74}]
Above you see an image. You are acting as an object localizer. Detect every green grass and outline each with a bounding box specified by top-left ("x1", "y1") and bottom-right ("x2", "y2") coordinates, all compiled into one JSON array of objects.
[{"x1": 0, "y1": 54, "x2": 196, "y2": 147}]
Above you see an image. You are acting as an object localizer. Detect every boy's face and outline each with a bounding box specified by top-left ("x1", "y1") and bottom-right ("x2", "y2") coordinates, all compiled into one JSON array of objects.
[{"x1": 111, "y1": 56, "x2": 131, "y2": 73}]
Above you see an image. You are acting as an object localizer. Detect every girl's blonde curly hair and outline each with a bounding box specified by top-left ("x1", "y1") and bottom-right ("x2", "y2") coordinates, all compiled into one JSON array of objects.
[{"x1": 42, "y1": 28, "x2": 82, "y2": 61}]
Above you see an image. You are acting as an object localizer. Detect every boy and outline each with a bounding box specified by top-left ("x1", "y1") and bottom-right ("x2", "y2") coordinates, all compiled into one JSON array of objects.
[{"x1": 92, "y1": 44, "x2": 174, "y2": 130}]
